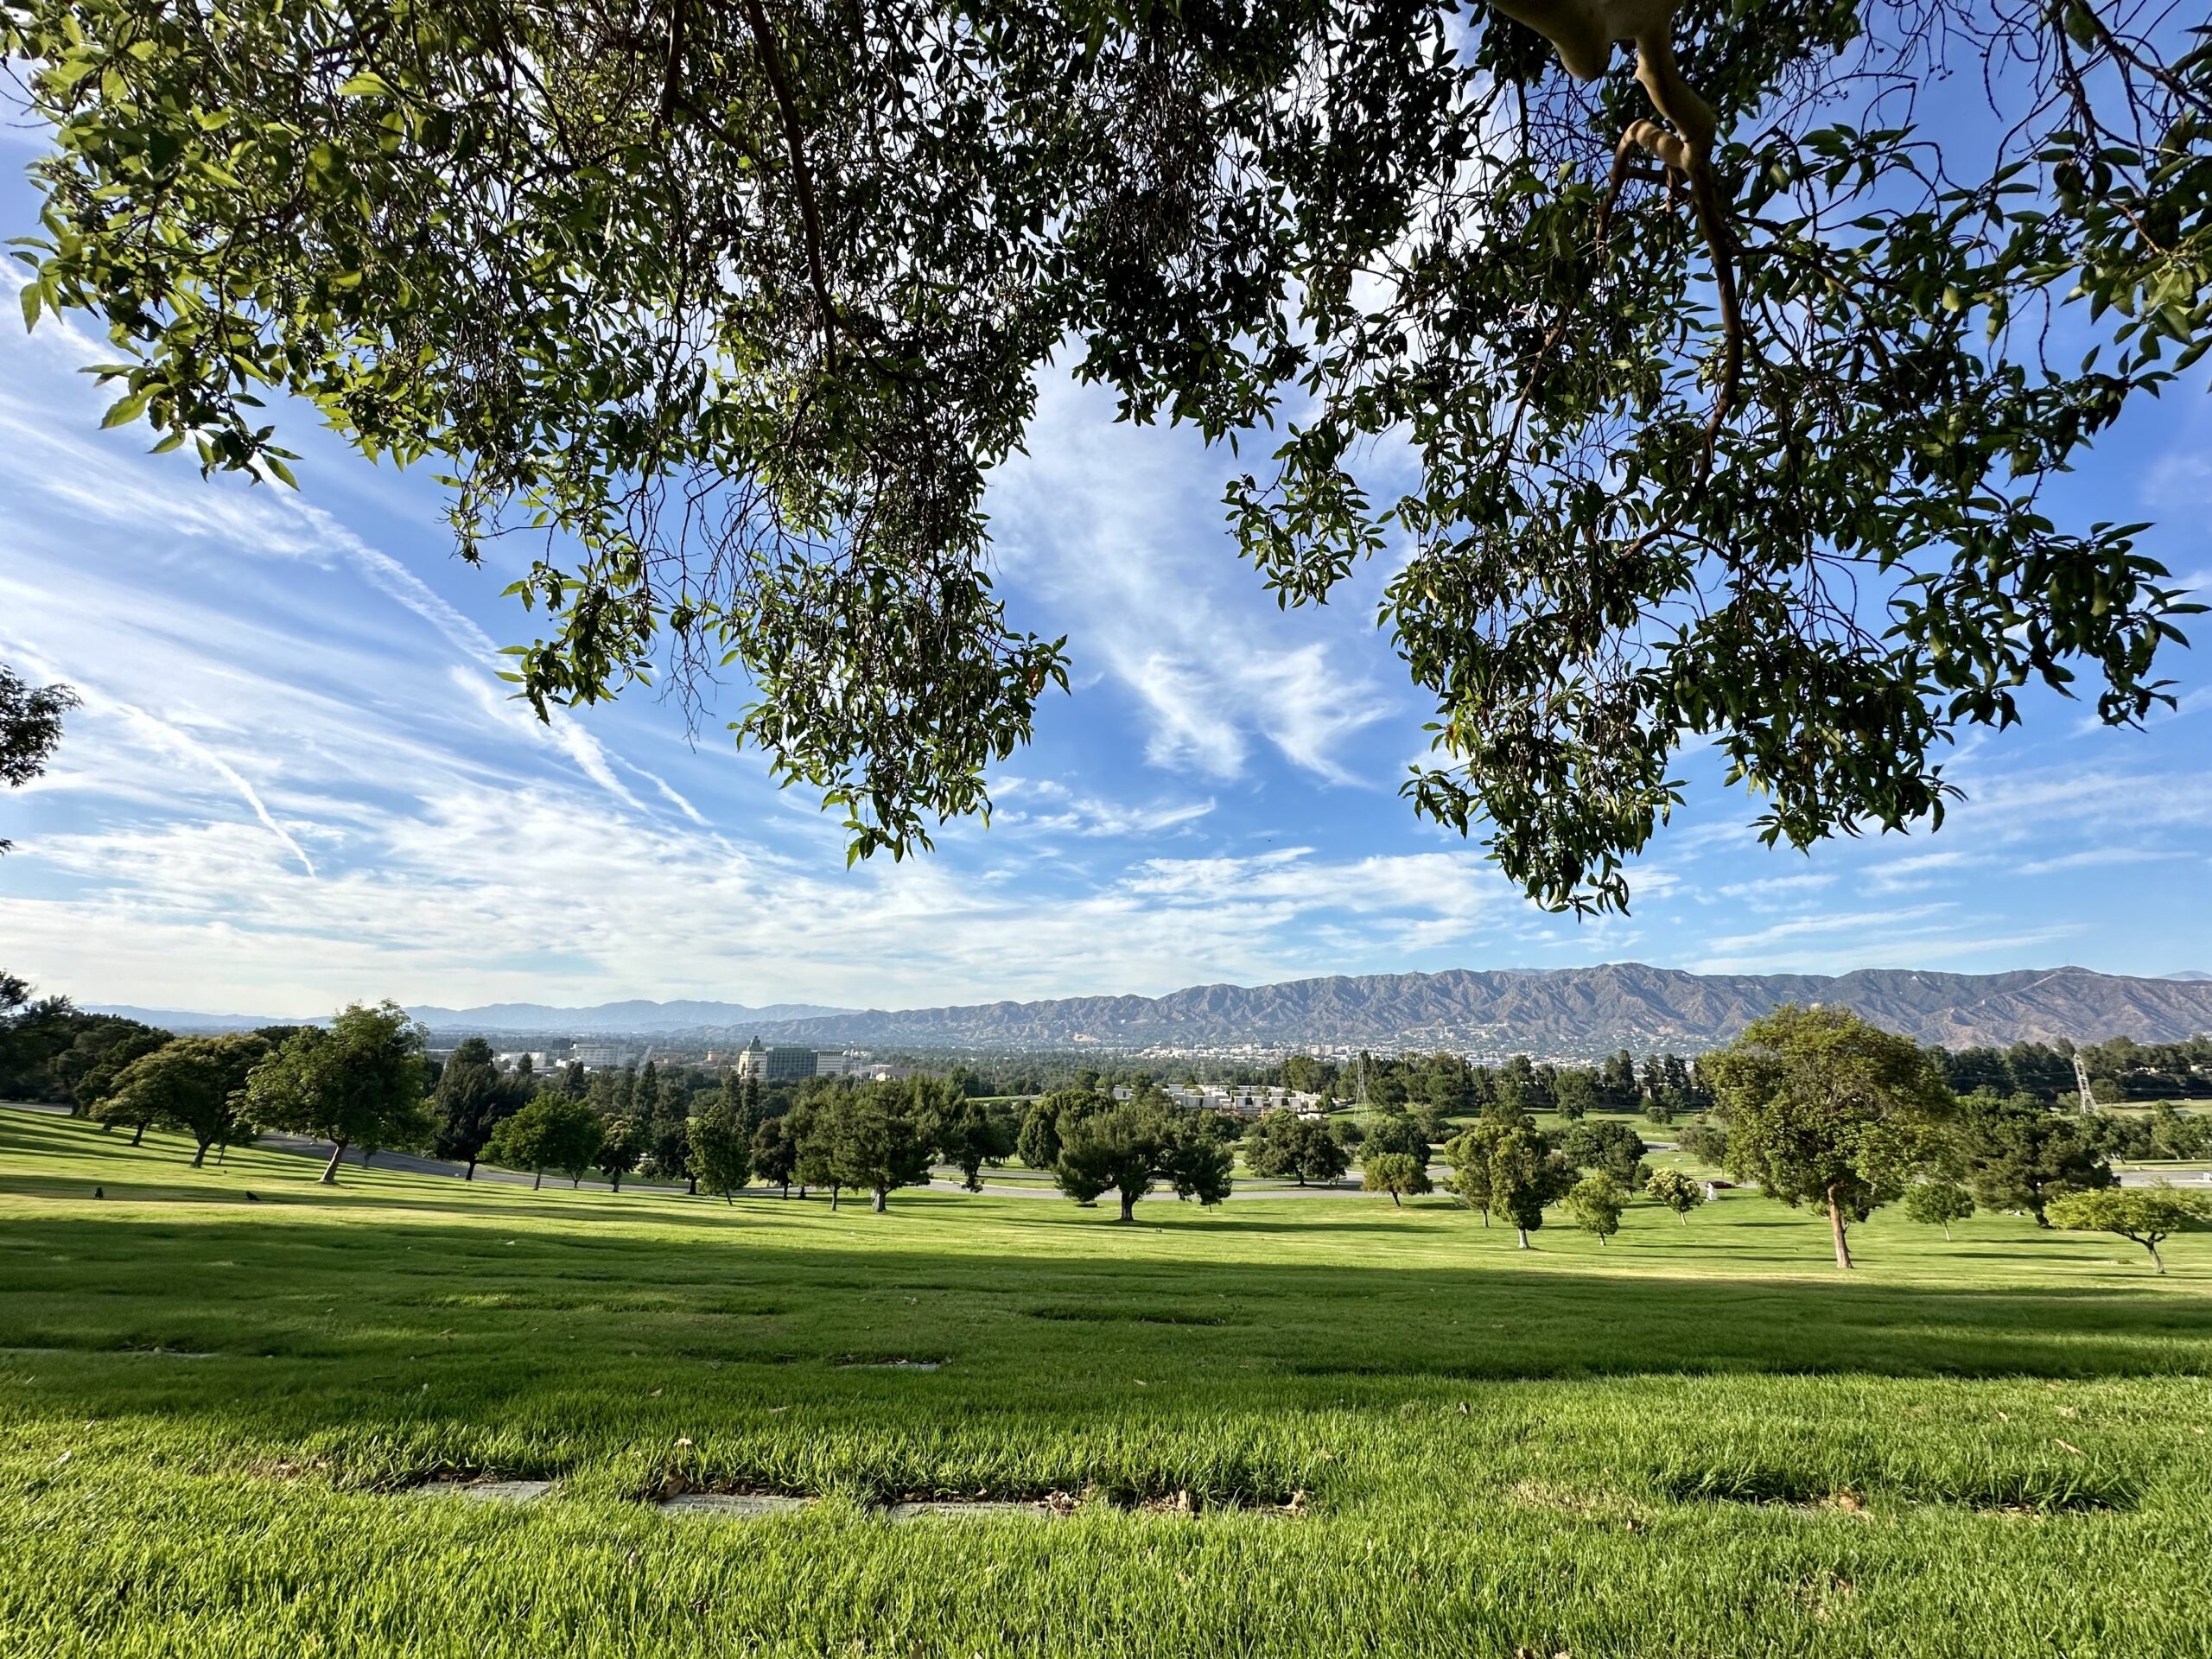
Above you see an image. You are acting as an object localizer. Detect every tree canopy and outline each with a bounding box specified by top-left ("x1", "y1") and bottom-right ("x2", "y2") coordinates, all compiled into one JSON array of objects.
[
  {"x1": 100, "y1": 1032, "x2": 270, "y2": 1166},
  {"x1": 242, "y1": 1001, "x2": 430, "y2": 1183},
  {"x1": 1053, "y1": 1101, "x2": 1230, "y2": 1221},
  {"x1": 486, "y1": 1089, "x2": 605, "y2": 1188},
  {"x1": 2047, "y1": 1185, "x2": 2212, "y2": 1274},
  {"x1": 7, "y1": 0, "x2": 2205, "y2": 906},
  {"x1": 0, "y1": 664, "x2": 78, "y2": 851},
  {"x1": 1706, "y1": 1004, "x2": 1953, "y2": 1268}
]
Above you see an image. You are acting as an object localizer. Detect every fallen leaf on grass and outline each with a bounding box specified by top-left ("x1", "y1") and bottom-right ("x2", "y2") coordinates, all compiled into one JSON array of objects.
[{"x1": 2054, "y1": 1439, "x2": 2084, "y2": 1457}]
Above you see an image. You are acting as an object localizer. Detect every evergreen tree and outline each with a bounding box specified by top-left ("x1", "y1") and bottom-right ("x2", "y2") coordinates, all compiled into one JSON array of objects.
[
  {"x1": 690, "y1": 1088, "x2": 754, "y2": 1203},
  {"x1": 429, "y1": 1037, "x2": 508, "y2": 1180},
  {"x1": 749, "y1": 1115, "x2": 800, "y2": 1198}
]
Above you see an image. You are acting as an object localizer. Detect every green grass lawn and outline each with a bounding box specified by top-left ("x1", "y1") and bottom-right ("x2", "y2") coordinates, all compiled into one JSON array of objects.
[{"x1": 6, "y1": 1107, "x2": 2212, "y2": 1657}]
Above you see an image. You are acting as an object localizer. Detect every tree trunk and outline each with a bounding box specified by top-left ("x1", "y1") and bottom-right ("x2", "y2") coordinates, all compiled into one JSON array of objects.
[
  {"x1": 871, "y1": 1188, "x2": 887, "y2": 1213},
  {"x1": 1941, "y1": 1222, "x2": 1952, "y2": 1240},
  {"x1": 1596, "y1": 1231, "x2": 1607, "y2": 1246},
  {"x1": 216, "y1": 1143, "x2": 228, "y2": 1166},
  {"x1": 465, "y1": 1157, "x2": 477, "y2": 1182},
  {"x1": 2145, "y1": 1238, "x2": 2166, "y2": 1275},
  {"x1": 130, "y1": 1121, "x2": 146, "y2": 1147},
  {"x1": 723, "y1": 1192, "x2": 733, "y2": 1206},
  {"x1": 830, "y1": 1185, "x2": 841, "y2": 1211},
  {"x1": 1826, "y1": 1188, "x2": 1853, "y2": 1270},
  {"x1": 320, "y1": 1141, "x2": 346, "y2": 1185},
  {"x1": 191, "y1": 1139, "x2": 209, "y2": 1168},
  {"x1": 1119, "y1": 1190, "x2": 1137, "y2": 1223},
  {"x1": 1516, "y1": 1227, "x2": 1531, "y2": 1249},
  {"x1": 610, "y1": 1172, "x2": 621, "y2": 1192},
  {"x1": 1678, "y1": 1209, "x2": 1688, "y2": 1226},
  {"x1": 533, "y1": 1169, "x2": 543, "y2": 1191},
  {"x1": 1389, "y1": 1191, "x2": 1402, "y2": 1208}
]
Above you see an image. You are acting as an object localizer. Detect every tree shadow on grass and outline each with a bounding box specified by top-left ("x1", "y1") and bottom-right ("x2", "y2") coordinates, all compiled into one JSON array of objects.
[{"x1": 5, "y1": 1210, "x2": 2209, "y2": 1391}]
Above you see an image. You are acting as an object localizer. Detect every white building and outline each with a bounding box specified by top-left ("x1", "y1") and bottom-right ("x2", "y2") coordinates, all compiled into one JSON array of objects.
[
  {"x1": 1166, "y1": 1084, "x2": 1325, "y2": 1119},
  {"x1": 732, "y1": 1039, "x2": 867, "y2": 1082}
]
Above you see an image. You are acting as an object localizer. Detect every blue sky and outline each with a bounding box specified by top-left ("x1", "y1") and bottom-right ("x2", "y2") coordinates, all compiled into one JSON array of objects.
[{"x1": 2, "y1": 168, "x2": 2209, "y2": 1018}]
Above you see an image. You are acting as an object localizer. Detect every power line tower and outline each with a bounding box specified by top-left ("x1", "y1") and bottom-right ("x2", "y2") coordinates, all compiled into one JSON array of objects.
[{"x1": 2073, "y1": 1049, "x2": 2097, "y2": 1114}]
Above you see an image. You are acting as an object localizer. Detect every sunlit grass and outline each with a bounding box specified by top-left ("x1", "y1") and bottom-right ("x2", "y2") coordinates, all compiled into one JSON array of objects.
[{"x1": 5, "y1": 1108, "x2": 2211, "y2": 1656}]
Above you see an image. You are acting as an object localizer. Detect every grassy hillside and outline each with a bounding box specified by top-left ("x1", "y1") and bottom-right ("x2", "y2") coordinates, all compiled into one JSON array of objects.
[{"x1": 5, "y1": 1107, "x2": 2211, "y2": 1657}]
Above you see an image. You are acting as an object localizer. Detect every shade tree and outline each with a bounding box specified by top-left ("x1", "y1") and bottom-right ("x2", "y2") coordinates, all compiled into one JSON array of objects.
[
  {"x1": 649, "y1": 1070, "x2": 696, "y2": 1190},
  {"x1": 100, "y1": 1033, "x2": 270, "y2": 1166},
  {"x1": 749, "y1": 1115, "x2": 801, "y2": 1198},
  {"x1": 1563, "y1": 1172, "x2": 1629, "y2": 1247},
  {"x1": 1442, "y1": 1128, "x2": 1498, "y2": 1224},
  {"x1": 429, "y1": 1037, "x2": 512, "y2": 1180},
  {"x1": 594, "y1": 1114, "x2": 648, "y2": 1191},
  {"x1": 689, "y1": 1088, "x2": 755, "y2": 1203},
  {"x1": 1643, "y1": 1168, "x2": 1707, "y2": 1226},
  {"x1": 1361, "y1": 1152, "x2": 1432, "y2": 1209},
  {"x1": 1244, "y1": 1109, "x2": 1351, "y2": 1185},
  {"x1": 1488, "y1": 1126, "x2": 1579, "y2": 1249},
  {"x1": 1956, "y1": 1096, "x2": 2113, "y2": 1226},
  {"x1": 1705, "y1": 1006, "x2": 1953, "y2": 1269},
  {"x1": 1054, "y1": 1103, "x2": 1230, "y2": 1222},
  {"x1": 1560, "y1": 1119, "x2": 1650, "y2": 1185},
  {"x1": 2047, "y1": 1186, "x2": 2212, "y2": 1275},
  {"x1": 486, "y1": 1092, "x2": 606, "y2": 1190},
  {"x1": 932, "y1": 1092, "x2": 1020, "y2": 1192},
  {"x1": 1363, "y1": 1110, "x2": 1432, "y2": 1167},
  {"x1": 8, "y1": 0, "x2": 2205, "y2": 914},
  {"x1": 242, "y1": 1002, "x2": 431, "y2": 1185},
  {"x1": 1017, "y1": 1088, "x2": 1107, "y2": 1172},
  {"x1": 1675, "y1": 1121, "x2": 1729, "y2": 1169},
  {"x1": 1902, "y1": 1180, "x2": 1976, "y2": 1241},
  {"x1": 807, "y1": 1087, "x2": 935, "y2": 1211}
]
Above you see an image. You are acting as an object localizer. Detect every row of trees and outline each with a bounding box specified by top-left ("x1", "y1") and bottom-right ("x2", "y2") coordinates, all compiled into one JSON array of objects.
[
  {"x1": 1014, "y1": 1087, "x2": 1234, "y2": 1219},
  {"x1": 1280, "y1": 1049, "x2": 1716, "y2": 1126},
  {"x1": 484, "y1": 1071, "x2": 1020, "y2": 1211},
  {"x1": 1338, "y1": 1007, "x2": 2212, "y2": 1271},
  {"x1": 1694, "y1": 1008, "x2": 2212, "y2": 1272}
]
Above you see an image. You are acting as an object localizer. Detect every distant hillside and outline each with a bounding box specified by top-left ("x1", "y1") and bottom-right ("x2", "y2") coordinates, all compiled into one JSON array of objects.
[
  {"x1": 91, "y1": 966, "x2": 2212, "y2": 1053},
  {"x1": 401, "y1": 998, "x2": 855, "y2": 1033},
  {"x1": 83, "y1": 997, "x2": 855, "y2": 1036},
  {"x1": 737, "y1": 964, "x2": 2212, "y2": 1055},
  {"x1": 84, "y1": 1005, "x2": 306, "y2": 1033}
]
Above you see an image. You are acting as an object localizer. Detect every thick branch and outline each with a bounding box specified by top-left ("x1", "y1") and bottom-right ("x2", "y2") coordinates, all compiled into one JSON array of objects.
[{"x1": 739, "y1": 0, "x2": 839, "y2": 365}]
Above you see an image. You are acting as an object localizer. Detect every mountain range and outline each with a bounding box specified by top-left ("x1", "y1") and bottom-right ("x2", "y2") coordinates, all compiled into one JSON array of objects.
[
  {"x1": 722, "y1": 965, "x2": 2212, "y2": 1054},
  {"x1": 89, "y1": 964, "x2": 2212, "y2": 1052}
]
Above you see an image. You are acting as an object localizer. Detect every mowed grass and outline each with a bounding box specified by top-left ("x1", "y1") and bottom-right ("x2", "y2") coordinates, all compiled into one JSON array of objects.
[{"x1": 4, "y1": 1109, "x2": 2212, "y2": 1657}]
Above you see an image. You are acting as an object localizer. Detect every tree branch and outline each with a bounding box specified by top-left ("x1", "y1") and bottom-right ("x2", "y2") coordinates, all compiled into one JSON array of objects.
[{"x1": 739, "y1": 0, "x2": 839, "y2": 367}]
